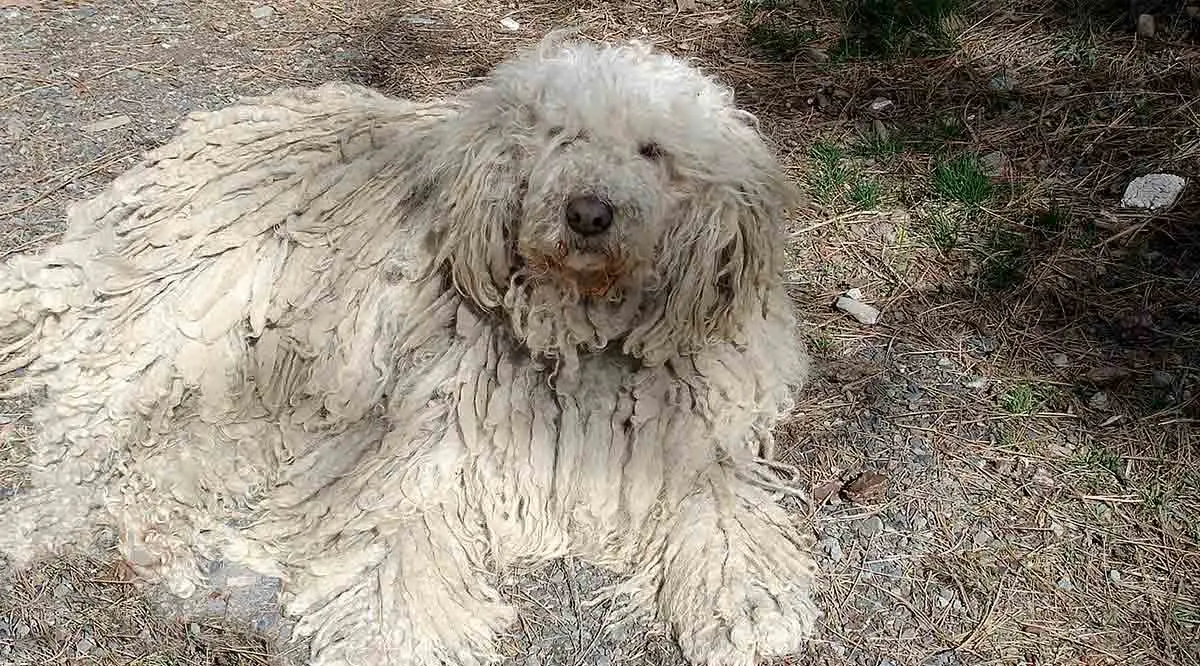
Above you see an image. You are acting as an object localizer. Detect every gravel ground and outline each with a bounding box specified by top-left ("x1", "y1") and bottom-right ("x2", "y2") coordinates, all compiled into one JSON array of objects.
[{"x1": 1, "y1": 1, "x2": 1198, "y2": 666}]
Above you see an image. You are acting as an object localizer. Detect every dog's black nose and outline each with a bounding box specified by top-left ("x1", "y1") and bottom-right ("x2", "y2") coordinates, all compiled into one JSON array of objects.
[{"x1": 565, "y1": 195, "x2": 613, "y2": 236}]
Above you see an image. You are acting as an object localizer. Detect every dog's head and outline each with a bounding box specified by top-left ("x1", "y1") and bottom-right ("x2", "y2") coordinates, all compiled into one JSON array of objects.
[{"x1": 429, "y1": 33, "x2": 799, "y2": 365}]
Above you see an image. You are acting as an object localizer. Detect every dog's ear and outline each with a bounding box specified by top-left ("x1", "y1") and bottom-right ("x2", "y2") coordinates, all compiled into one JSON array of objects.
[
  {"x1": 426, "y1": 105, "x2": 531, "y2": 310},
  {"x1": 626, "y1": 137, "x2": 799, "y2": 363}
]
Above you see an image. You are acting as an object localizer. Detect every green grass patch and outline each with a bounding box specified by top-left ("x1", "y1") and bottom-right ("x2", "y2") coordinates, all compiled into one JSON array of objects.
[
  {"x1": 742, "y1": 0, "x2": 821, "y2": 59},
  {"x1": 854, "y1": 129, "x2": 903, "y2": 160},
  {"x1": 809, "y1": 333, "x2": 837, "y2": 354},
  {"x1": 1000, "y1": 382, "x2": 1041, "y2": 414},
  {"x1": 927, "y1": 210, "x2": 961, "y2": 252},
  {"x1": 1033, "y1": 205, "x2": 1070, "y2": 236},
  {"x1": 909, "y1": 115, "x2": 966, "y2": 152},
  {"x1": 806, "y1": 142, "x2": 851, "y2": 206},
  {"x1": 849, "y1": 179, "x2": 882, "y2": 209},
  {"x1": 933, "y1": 154, "x2": 993, "y2": 205},
  {"x1": 1081, "y1": 444, "x2": 1124, "y2": 479},
  {"x1": 834, "y1": 0, "x2": 964, "y2": 58},
  {"x1": 979, "y1": 227, "x2": 1028, "y2": 290}
]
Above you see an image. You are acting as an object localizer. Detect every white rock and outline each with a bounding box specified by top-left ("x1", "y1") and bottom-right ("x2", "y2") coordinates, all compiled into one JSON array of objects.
[
  {"x1": 1051, "y1": 352, "x2": 1069, "y2": 367},
  {"x1": 844, "y1": 287, "x2": 864, "y2": 300},
  {"x1": 1120, "y1": 173, "x2": 1187, "y2": 211},
  {"x1": 250, "y1": 4, "x2": 275, "y2": 20},
  {"x1": 836, "y1": 296, "x2": 881, "y2": 325},
  {"x1": 868, "y1": 97, "x2": 893, "y2": 112},
  {"x1": 499, "y1": 17, "x2": 520, "y2": 31},
  {"x1": 1089, "y1": 391, "x2": 1109, "y2": 410}
]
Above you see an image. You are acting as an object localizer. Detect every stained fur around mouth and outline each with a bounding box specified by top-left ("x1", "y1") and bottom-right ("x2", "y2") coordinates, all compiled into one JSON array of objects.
[{"x1": 518, "y1": 241, "x2": 627, "y2": 298}]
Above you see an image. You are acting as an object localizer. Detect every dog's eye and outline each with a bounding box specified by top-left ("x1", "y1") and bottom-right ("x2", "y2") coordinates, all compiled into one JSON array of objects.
[{"x1": 638, "y1": 142, "x2": 664, "y2": 161}]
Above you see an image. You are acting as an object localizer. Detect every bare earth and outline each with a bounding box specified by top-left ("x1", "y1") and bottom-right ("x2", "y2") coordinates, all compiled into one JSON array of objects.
[{"x1": 1, "y1": 1, "x2": 1198, "y2": 666}]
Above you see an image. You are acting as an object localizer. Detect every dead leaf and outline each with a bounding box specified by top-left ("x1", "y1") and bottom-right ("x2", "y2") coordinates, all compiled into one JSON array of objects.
[
  {"x1": 812, "y1": 480, "x2": 842, "y2": 503},
  {"x1": 1086, "y1": 366, "x2": 1131, "y2": 384},
  {"x1": 841, "y1": 470, "x2": 888, "y2": 504}
]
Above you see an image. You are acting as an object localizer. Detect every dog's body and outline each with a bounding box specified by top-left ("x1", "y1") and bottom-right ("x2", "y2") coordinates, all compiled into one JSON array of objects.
[{"x1": 0, "y1": 36, "x2": 817, "y2": 665}]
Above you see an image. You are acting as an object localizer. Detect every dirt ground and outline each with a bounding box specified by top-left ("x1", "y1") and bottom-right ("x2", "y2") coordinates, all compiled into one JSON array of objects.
[{"x1": 1, "y1": 1, "x2": 1199, "y2": 665}]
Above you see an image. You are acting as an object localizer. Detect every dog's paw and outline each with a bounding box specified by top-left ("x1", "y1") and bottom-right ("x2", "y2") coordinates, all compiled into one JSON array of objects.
[{"x1": 674, "y1": 581, "x2": 817, "y2": 666}]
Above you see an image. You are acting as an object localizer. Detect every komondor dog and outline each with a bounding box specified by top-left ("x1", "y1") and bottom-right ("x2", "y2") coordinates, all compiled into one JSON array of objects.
[{"x1": 0, "y1": 33, "x2": 818, "y2": 666}]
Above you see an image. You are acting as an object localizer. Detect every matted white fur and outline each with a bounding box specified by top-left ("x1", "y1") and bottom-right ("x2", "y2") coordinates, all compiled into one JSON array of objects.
[{"x1": 0, "y1": 33, "x2": 819, "y2": 666}]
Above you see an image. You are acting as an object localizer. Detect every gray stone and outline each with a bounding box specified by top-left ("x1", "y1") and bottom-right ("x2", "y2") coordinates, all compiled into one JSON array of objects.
[
  {"x1": 924, "y1": 650, "x2": 961, "y2": 666},
  {"x1": 836, "y1": 295, "x2": 881, "y2": 325},
  {"x1": 819, "y1": 537, "x2": 844, "y2": 563},
  {"x1": 1056, "y1": 576, "x2": 1074, "y2": 591},
  {"x1": 1089, "y1": 391, "x2": 1109, "y2": 410},
  {"x1": 250, "y1": 5, "x2": 276, "y2": 20},
  {"x1": 980, "y1": 151, "x2": 1006, "y2": 175},
  {"x1": 989, "y1": 72, "x2": 1015, "y2": 91},
  {"x1": 804, "y1": 47, "x2": 830, "y2": 63},
  {"x1": 1151, "y1": 371, "x2": 1174, "y2": 388},
  {"x1": 964, "y1": 376, "x2": 988, "y2": 390},
  {"x1": 858, "y1": 515, "x2": 884, "y2": 538},
  {"x1": 1052, "y1": 353, "x2": 1069, "y2": 367},
  {"x1": 75, "y1": 636, "x2": 95, "y2": 656},
  {"x1": 972, "y1": 529, "x2": 993, "y2": 548}
]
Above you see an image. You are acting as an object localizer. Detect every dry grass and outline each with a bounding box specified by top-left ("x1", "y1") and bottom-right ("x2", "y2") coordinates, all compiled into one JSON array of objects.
[{"x1": 2, "y1": 0, "x2": 1199, "y2": 664}]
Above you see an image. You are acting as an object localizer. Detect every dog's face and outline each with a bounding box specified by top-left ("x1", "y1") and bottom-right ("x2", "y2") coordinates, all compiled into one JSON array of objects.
[{"x1": 432, "y1": 35, "x2": 799, "y2": 365}]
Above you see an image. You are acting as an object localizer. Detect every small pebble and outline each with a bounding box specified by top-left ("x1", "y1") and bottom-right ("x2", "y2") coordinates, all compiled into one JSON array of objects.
[
  {"x1": 1056, "y1": 576, "x2": 1074, "y2": 591},
  {"x1": 1051, "y1": 353, "x2": 1069, "y2": 367},
  {"x1": 804, "y1": 47, "x2": 830, "y2": 63},
  {"x1": 499, "y1": 17, "x2": 520, "y2": 30},
  {"x1": 973, "y1": 529, "x2": 993, "y2": 548},
  {"x1": 1089, "y1": 391, "x2": 1109, "y2": 410},
  {"x1": 819, "y1": 537, "x2": 843, "y2": 563},
  {"x1": 1109, "y1": 569, "x2": 1121, "y2": 583},
  {"x1": 75, "y1": 637, "x2": 95, "y2": 656},
  {"x1": 250, "y1": 4, "x2": 275, "y2": 20},
  {"x1": 858, "y1": 515, "x2": 884, "y2": 538},
  {"x1": 1151, "y1": 371, "x2": 1174, "y2": 388},
  {"x1": 835, "y1": 295, "x2": 881, "y2": 326},
  {"x1": 981, "y1": 151, "x2": 1006, "y2": 175},
  {"x1": 869, "y1": 97, "x2": 893, "y2": 112},
  {"x1": 964, "y1": 376, "x2": 988, "y2": 390},
  {"x1": 1050, "y1": 521, "x2": 1066, "y2": 538},
  {"x1": 989, "y1": 72, "x2": 1015, "y2": 91}
]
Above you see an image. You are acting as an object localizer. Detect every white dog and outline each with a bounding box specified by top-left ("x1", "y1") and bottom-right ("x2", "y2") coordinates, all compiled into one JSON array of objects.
[{"x1": 0, "y1": 33, "x2": 817, "y2": 666}]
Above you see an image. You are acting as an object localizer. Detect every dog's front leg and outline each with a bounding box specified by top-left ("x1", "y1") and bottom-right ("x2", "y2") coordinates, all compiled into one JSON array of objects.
[
  {"x1": 280, "y1": 504, "x2": 515, "y2": 666},
  {"x1": 657, "y1": 465, "x2": 819, "y2": 666}
]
